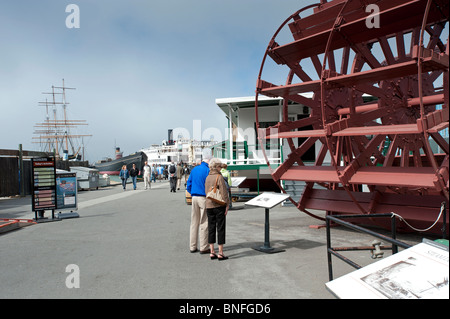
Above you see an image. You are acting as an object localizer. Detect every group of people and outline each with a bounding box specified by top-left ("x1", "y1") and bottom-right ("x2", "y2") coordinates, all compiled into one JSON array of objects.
[
  {"x1": 119, "y1": 155, "x2": 232, "y2": 261},
  {"x1": 119, "y1": 164, "x2": 140, "y2": 190},
  {"x1": 167, "y1": 161, "x2": 190, "y2": 193},
  {"x1": 118, "y1": 161, "x2": 191, "y2": 191},
  {"x1": 187, "y1": 154, "x2": 232, "y2": 261}
]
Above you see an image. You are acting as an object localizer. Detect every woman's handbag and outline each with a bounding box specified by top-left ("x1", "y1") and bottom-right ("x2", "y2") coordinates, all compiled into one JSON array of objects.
[{"x1": 206, "y1": 175, "x2": 226, "y2": 206}]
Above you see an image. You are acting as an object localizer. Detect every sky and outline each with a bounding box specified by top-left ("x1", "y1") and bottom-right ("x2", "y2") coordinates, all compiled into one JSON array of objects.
[{"x1": 0, "y1": 0, "x2": 314, "y2": 164}]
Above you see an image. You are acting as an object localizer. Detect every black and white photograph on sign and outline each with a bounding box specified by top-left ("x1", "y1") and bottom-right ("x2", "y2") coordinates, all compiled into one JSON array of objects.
[
  {"x1": 245, "y1": 192, "x2": 290, "y2": 209},
  {"x1": 326, "y1": 241, "x2": 449, "y2": 299}
]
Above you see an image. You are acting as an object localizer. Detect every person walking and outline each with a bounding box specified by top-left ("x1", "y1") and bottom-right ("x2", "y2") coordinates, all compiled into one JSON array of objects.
[
  {"x1": 168, "y1": 161, "x2": 177, "y2": 192},
  {"x1": 183, "y1": 164, "x2": 190, "y2": 188},
  {"x1": 163, "y1": 165, "x2": 168, "y2": 180},
  {"x1": 176, "y1": 162, "x2": 183, "y2": 190},
  {"x1": 157, "y1": 164, "x2": 163, "y2": 181},
  {"x1": 205, "y1": 158, "x2": 230, "y2": 260},
  {"x1": 151, "y1": 164, "x2": 157, "y2": 182},
  {"x1": 143, "y1": 161, "x2": 151, "y2": 189},
  {"x1": 130, "y1": 163, "x2": 139, "y2": 190},
  {"x1": 119, "y1": 165, "x2": 129, "y2": 191},
  {"x1": 186, "y1": 155, "x2": 211, "y2": 254}
]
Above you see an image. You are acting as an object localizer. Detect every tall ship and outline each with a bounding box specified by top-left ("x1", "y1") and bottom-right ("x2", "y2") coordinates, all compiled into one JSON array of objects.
[
  {"x1": 32, "y1": 79, "x2": 91, "y2": 160},
  {"x1": 93, "y1": 147, "x2": 147, "y2": 175}
]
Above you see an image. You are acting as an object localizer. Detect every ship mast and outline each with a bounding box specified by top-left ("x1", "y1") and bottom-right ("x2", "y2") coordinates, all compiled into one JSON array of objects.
[{"x1": 32, "y1": 79, "x2": 92, "y2": 160}]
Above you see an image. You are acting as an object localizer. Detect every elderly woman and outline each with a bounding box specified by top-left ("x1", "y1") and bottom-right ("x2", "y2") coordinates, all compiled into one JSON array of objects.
[
  {"x1": 119, "y1": 165, "x2": 129, "y2": 191},
  {"x1": 204, "y1": 158, "x2": 230, "y2": 260}
]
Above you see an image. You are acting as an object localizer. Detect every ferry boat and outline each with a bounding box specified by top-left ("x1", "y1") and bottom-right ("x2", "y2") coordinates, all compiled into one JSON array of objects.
[{"x1": 141, "y1": 138, "x2": 216, "y2": 166}]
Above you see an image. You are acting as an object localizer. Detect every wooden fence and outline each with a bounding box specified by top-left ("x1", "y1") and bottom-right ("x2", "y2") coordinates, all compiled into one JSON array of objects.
[{"x1": 0, "y1": 147, "x2": 88, "y2": 197}]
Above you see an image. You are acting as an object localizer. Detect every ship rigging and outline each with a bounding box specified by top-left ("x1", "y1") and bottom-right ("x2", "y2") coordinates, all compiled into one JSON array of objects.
[{"x1": 32, "y1": 79, "x2": 92, "y2": 160}]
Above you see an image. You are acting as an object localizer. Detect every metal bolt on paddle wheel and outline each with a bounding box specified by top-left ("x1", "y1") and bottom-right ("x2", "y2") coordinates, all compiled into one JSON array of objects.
[{"x1": 255, "y1": 0, "x2": 449, "y2": 235}]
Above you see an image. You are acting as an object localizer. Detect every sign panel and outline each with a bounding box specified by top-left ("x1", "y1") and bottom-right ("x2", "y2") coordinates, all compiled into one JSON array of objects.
[
  {"x1": 245, "y1": 192, "x2": 290, "y2": 209},
  {"x1": 230, "y1": 176, "x2": 247, "y2": 188},
  {"x1": 56, "y1": 172, "x2": 77, "y2": 210},
  {"x1": 31, "y1": 157, "x2": 56, "y2": 211},
  {"x1": 326, "y1": 240, "x2": 449, "y2": 299}
]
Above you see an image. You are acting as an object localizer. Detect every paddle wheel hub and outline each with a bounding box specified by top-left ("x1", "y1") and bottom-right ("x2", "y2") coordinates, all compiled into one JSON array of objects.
[{"x1": 256, "y1": 0, "x2": 449, "y2": 234}]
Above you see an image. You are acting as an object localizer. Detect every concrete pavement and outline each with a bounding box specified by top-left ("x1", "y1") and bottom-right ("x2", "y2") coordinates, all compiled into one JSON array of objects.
[{"x1": 0, "y1": 180, "x2": 424, "y2": 299}]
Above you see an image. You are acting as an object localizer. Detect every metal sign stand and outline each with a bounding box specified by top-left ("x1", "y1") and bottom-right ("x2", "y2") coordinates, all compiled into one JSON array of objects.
[{"x1": 245, "y1": 192, "x2": 290, "y2": 254}]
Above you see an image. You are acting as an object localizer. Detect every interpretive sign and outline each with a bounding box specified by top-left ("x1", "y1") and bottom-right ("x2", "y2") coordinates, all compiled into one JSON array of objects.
[
  {"x1": 326, "y1": 239, "x2": 449, "y2": 299},
  {"x1": 230, "y1": 176, "x2": 246, "y2": 188},
  {"x1": 31, "y1": 157, "x2": 56, "y2": 212},
  {"x1": 56, "y1": 171, "x2": 77, "y2": 210},
  {"x1": 246, "y1": 192, "x2": 290, "y2": 209},
  {"x1": 246, "y1": 192, "x2": 290, "y2": 253}
]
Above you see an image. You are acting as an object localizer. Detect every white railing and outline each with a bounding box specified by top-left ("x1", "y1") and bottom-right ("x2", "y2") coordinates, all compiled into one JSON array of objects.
[{"x1": 211, "y1": 142, "x2": 282, "y2": 166}]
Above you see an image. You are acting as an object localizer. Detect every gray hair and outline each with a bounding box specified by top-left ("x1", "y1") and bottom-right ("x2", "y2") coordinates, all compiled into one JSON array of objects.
[
  {"x1": 208, "y1": 158, "x2": 222, "y2": 170},
  {"x1": 202, "y1": 149, "x2": 213, "y2": 162}
]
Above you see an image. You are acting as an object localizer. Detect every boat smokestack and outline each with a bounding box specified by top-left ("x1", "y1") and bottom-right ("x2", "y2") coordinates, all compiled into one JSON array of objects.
[
  {"x1": 115, "y1": 147, "x2": 123, "y2": 159},
  {"x1": 168, "y1": 129, "x2": 174, "y2": 145}
]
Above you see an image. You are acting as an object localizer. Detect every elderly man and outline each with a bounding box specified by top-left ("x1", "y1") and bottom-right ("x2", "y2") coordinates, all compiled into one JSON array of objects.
[{"x1": 186, "y1": 153, "x2": 211, "y2": 254}]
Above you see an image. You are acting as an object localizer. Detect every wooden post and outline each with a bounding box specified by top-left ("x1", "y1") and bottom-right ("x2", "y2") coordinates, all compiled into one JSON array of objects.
[{"x1": 19, "y1": 144, "x2": 25, "y2": 197}]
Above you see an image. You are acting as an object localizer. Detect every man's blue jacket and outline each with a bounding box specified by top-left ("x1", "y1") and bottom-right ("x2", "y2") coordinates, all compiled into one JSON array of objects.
[{"x1": 186, "y1": 162, "x2": 210, "y2": 197}]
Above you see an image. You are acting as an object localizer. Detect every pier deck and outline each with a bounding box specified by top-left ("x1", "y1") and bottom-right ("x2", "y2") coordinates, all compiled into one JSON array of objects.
[{"x1": 0, "y1": 180, "x2": 424, "y2": 299}]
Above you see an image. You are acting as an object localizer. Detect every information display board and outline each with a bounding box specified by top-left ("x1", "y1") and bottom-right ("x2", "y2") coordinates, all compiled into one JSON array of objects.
[
  {"x1": 31, "y1": 157, "x2": 56, "y2": 212},
  {"x1": 230, "y1": 176, "x2": 246, "y2": 188},
  {"x1": 326, "y1": 239, "x2": 449, "y2": 299},
  {"x1": 56, "y1": 171, "x2": 77, "y2": 210},
  {"x1": 245, "y1": 192, "x2": 290, "y2": 209},
  {"x1": 246, "y1": 192, "x2": 291, "y2": 254}
]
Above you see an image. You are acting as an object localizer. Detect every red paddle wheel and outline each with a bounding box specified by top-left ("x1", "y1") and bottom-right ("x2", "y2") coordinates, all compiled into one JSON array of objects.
[{"x1": 256, "y1": 0, "x2": 449, "y2": 234}]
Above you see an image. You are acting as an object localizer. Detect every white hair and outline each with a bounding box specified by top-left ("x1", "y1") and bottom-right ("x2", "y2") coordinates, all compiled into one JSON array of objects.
[
  {"x1": 202, "y1": 149, "x2": 213, "y2": 161},
  {"x1": 209, "y1": 158, "x2": 222, "y2": 170}
]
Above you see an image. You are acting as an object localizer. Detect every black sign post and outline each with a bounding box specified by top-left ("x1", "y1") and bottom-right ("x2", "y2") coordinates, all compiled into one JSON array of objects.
[
  {"x1": 31, "y1": 157, "x2": 59, "y2": 222},
  {"x1": 245, "y1": 192, "x2": 290, "y2": 254}
]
